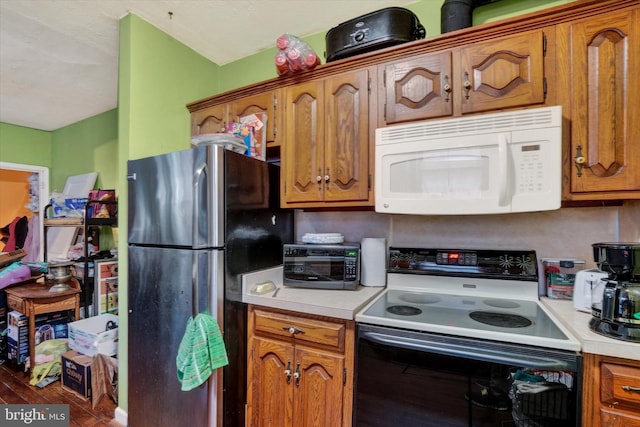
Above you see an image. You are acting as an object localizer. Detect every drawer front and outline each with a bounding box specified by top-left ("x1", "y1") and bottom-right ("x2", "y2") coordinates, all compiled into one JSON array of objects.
[
  {"x1": 601, "y1": 362, "x2": 640, "y2": 409},
  {"x1": 252, "y1": 308, "x2": 346, "y2": 351},
  {"x1": 7, "y1": 294, "x2": 24, "y2": 313}
]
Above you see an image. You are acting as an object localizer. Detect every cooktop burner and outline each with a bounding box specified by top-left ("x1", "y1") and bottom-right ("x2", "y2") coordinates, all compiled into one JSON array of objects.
[
  {"x1": 387, "y1": 305, "x2": 422, "y2": 316},
  {"x1": 469, "y1": 311, "x2": 533, "y2": 328}
]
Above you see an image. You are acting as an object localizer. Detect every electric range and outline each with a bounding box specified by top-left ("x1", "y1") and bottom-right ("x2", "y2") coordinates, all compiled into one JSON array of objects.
[
  {"x1": 354, "y1": 247, "x2": 582, "y2": 427},
  {"x1": 356, "y1": 247, "x2": 581, "y2": 352}
]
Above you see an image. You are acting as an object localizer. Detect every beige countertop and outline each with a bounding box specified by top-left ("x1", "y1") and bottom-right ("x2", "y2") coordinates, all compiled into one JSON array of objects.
[
  {"x1": 241, "y1": 269, "x2": 639, "y2": 358},
  {"x1": 541, "y1": 297, "x2": 640, "y2": 361},
  {"x1": 241, "y1": 265, "x2": 384, "y2": 320}
]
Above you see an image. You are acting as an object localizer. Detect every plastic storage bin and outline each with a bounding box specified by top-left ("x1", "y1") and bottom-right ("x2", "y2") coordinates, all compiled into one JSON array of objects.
[{"x1": 541, "y1": 258, "x2": 585, "y2": 300}]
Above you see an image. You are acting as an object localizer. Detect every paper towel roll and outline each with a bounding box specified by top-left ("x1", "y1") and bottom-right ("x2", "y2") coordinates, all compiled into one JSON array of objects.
[{"x1": 361, "y1": 238, "x2": 387, "y2": 287}]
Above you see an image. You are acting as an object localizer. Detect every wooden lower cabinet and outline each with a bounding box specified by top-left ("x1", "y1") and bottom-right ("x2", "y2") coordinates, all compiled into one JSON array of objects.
[
  {"x1": 246, "y1": 306, "x2": 355, "y2": 427},
  {"x1": 582, "y1": 353, "x2": 640, "y2": 427}
]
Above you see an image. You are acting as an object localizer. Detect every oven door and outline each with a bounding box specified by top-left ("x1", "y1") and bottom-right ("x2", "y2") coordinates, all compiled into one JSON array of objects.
[{"x1": 354, "y1": 323, "x2": 581, "y2": 427}]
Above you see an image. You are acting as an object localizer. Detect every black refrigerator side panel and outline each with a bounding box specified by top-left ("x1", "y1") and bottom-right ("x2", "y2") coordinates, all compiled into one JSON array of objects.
[
  {"x1": 222, "y1": 152, "x2": 294, "y2": 427},
  {"x1": 128, "y1": 245, "x2": 219, "y2": 427}
]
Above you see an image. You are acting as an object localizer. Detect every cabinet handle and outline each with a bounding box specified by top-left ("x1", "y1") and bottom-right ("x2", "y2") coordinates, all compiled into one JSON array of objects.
[
  {"x1": 463, "y1": 71, "x2": 472, "y2": 99},
  {"x1": 443, "y1": 75, "x2": 451, "y2": 102},
  {"x1": 284, "y1": 360, "x2": 292, "y2": 384},
  {"x1": 294, "y1": 362, "x2": 301, "y2": 387},
  {"x1": 622, "y1": 385, "x2": 640, "y2": 393},
  {"x1": 283, "y1": 326, "x2": 305, "y2": 335},
  {"x1": 325, "y1": 168, "x2": 330, "y2": 183},
  {"x1": 574, "y1": 145, "x2": 586, "y2": 177},
  {"x1": 317, "y1": 169, "x2": 322, "y2": 184}
]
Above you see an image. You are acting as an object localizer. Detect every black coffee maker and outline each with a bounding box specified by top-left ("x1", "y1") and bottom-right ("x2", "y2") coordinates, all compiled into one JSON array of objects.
[{"x1": 590, "y1": 242, "x2": 640, "y2": 342}]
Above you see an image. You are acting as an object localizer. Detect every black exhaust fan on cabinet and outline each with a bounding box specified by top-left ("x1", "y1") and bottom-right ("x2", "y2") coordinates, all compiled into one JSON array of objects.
[{"x1": 441, "y1": 0, "x2": 505, "y2": 33}]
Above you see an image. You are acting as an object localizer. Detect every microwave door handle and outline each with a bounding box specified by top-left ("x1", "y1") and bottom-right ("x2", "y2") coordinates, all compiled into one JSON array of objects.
[{"x1": 497, "y1": 133, "x2": 509, "y2": 207}]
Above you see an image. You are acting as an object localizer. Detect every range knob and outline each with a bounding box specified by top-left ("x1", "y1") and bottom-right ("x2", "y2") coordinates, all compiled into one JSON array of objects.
[{"x1": 354, "y1": 30, "x2": 366, "y2": 42}]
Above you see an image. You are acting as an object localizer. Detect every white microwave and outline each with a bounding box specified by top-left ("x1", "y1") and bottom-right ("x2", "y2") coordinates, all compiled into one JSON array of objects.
[{"x1": 375, "y1": 106, "x2": 562, "y2": 215}]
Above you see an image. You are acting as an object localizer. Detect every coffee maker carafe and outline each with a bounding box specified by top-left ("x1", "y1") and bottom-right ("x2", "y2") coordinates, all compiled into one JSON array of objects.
[{"x1": 589, "y1": 242, "x2": 640, "y2": 342}]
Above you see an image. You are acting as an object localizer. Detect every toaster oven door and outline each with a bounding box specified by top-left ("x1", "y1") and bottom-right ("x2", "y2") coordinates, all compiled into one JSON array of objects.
[{"x1": 283, "y1": 256, "x2": 346, "y2": 287}]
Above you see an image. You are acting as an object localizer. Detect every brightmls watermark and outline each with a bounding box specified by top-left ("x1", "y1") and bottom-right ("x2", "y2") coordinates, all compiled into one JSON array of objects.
[{"x1": 2, "y1": 405, "x2": 69, "y2": 426}]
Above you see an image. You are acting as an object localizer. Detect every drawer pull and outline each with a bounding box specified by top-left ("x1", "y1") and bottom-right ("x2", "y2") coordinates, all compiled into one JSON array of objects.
[
  {"x1": 621, "y1": 385, "x2": 640, "y2": 393},
  {"x1": 283, "y1": 326, "x2": 305, "y2": 335}
]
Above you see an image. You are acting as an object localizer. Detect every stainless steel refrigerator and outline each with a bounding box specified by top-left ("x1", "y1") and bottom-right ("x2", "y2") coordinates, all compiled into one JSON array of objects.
[{"x1": 127, "y1": 144, "x2": 293, "y2": 427}]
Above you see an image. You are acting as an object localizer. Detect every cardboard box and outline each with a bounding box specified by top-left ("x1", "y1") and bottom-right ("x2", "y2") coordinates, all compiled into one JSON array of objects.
[
  {"x1": 7, "y1": 310, "x2": 28, "y2": 364},
  {"x1": 61, "y1": 350, "x2": 92, "y2": 399},
  {"x1": 68, "y1": 314, "x2": 118, "y2": 357},
  {"x1": 0, "y1": 290, "x2": 7, "y2": 332},
  {"x1": 7, "y1": 311, "x2": 71, "y2": 364},
  {"x1": 95, "y1": 260, "x2": 118, "y2": 315}
]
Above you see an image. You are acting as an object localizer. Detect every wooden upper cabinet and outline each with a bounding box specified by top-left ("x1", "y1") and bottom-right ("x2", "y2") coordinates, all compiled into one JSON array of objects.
[
  {"x1": 324, "y1": 70, "x2": 372, "y2": 204},
  {"x1": 282, "y1": 80, "x2": 324, "y2": 205},
  {"x1": 228, "y1": 90, "x2": 281, "y2": 147},
  {"x1": 381, "y1": 51, "x2": 453, "y2": 124},
  {"x1": 190, "y1": 103, "x2": 227, "y2": 136},
  {"x1": 557, "y1": 7, "x2": 640, "y2": 201},
  {"x1": 457, "y1": 30, "x2": 546, "y2": 114},
  {"x1": 282, "y1": 68, "x2": 373, "y2": 208},
  {"x1": 380, "y1": 31, "x2": 546, "y2": 125}
]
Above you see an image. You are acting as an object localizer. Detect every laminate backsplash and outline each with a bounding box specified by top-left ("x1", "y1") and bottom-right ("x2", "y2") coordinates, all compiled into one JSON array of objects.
[{"x1": 295, "y1": 201, "x2": 640, "y2": 273}]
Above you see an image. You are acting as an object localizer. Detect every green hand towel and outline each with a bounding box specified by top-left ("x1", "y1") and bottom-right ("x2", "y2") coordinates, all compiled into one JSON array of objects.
[{"x1": 176, "y1": 312, "x2": 228, "y2": 391}]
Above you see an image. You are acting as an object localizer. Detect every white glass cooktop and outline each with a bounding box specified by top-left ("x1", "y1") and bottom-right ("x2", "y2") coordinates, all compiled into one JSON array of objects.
[{"x1": 356, "y1": 289, "x2": 580, "y2": 351}]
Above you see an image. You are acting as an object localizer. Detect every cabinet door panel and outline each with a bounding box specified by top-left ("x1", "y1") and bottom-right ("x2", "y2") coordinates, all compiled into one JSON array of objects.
[
  {"x1": 283, "y1": 81, "x2": 324, "y2": 204},
  {"x1": 247, "y1": 337, "x2": 294, "y2": 427},
  {"x1": 382, "y1": 51, "x2": 453, "y2": 124},
  {"x1": 459, "y1": 31, "x2": 545, "y2": 114},
  {"x1": 191, "y1": 104, "x2": 227, "y2": 136},
  {"x1": 559, "y1": 9, "x2": 640, "y2": 197},
  {"x1": 600, "y1": 408, "x2": 640, "y2": 427},
  {"x1": 293, "y1": 348, "x2": 344, "y2": 427},
  {"x1": 324, "y1": 70, "x2": 371, "y2": 203},
  {"x1": 229, "y1": 91, "x2": 280, "y2": 145}
]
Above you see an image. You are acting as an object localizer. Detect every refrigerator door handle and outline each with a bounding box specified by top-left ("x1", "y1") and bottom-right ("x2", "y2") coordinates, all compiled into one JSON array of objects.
[
  {"x1": 191, "y1": 250, "x2": 213, "y2": 317},
  {"x1": 192, "y1": 253, "x2": 200, "y2": 317},
  {"x1": 193, "y1": 162, "x2": 208, "y2": 249}
]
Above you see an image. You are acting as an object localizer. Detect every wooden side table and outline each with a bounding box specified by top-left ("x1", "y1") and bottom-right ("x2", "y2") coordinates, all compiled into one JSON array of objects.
[{"x1": 5, "y1": 279, "x2": 81, "y2": 370}]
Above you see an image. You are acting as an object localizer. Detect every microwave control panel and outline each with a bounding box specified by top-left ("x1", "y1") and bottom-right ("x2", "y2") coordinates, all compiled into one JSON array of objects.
[{"x1": 513, "y1": 143, "x2": 545, "y2": 194}]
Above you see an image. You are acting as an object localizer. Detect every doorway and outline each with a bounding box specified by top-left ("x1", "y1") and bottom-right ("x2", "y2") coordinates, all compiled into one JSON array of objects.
[{"x1": 0, "y1": 161, "x2": 49, "y2": 261}]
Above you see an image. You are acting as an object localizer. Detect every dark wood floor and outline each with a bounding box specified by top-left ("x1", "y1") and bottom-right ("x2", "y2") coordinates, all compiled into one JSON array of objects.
[{"x1": 0, "y1": 361, "x2": 122, "y2": 427}]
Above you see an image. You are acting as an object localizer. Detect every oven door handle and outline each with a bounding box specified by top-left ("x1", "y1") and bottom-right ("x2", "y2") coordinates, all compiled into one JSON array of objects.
[{"x1": 360, "y1": 330, "x2": 573, "y2": 370}]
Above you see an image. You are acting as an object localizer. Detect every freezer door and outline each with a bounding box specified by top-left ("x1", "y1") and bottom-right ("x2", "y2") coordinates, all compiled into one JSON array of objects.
[
  {"x1": 128, "y1": 245, "x2": 224, "y2": 427},
  {"x1": 127, "y1": 145, "x2": 224, "y2": 248}
]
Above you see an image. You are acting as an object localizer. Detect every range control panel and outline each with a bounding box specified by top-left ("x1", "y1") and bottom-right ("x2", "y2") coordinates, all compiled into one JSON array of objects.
[{"x1": 388, "y1": 247, "x2": 538, "y2": 280}]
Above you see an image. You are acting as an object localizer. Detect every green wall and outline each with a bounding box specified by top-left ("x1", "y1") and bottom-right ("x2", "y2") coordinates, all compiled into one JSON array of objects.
[
  {"x1": 121, "y1": 14, "x2": 220, "y2": 161},
  {"x1": 50, "y1": 109, "x2": 119, "y2": 191},
  {"x1": 0, "y1": 123, "x2": 52, "y2": 167},
  {"x1": 219, "y1": 0, "x2": 574, "y2": 92}
]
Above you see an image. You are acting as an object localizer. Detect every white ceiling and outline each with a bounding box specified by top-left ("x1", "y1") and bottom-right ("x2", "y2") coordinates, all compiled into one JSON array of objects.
[{"x1": 0, "y1": 0, "x2": 416, "y2": 132}]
